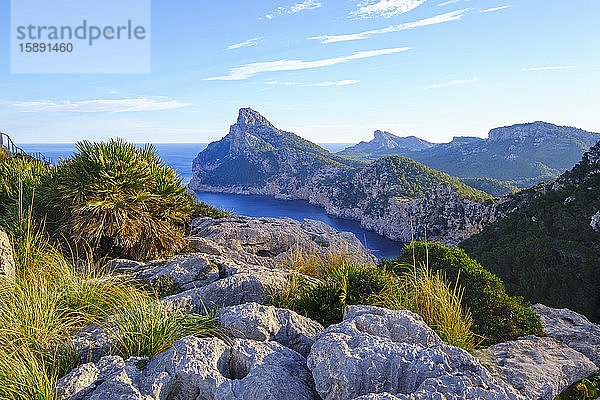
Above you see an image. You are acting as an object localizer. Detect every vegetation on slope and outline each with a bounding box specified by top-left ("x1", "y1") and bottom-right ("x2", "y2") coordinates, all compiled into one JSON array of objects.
[
  {"x1": 382, "y1": 242, "x2": 544, "y2": 345},
  {"x1": 461, "y1": 142, "x2": 600, "y2": 322},
  {"x1": 0, "y1": 143, "x2": 226, "y2": 399},
  {"x1": 460, "y1": 177, "x2": 519, "y2": 197}
]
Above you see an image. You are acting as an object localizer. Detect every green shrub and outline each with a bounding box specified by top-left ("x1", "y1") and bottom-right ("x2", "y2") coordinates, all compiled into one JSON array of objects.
[
  {"x1": 40, "y1": 139, "x2": 221, "y2": 260},
  {"x1": 0, "y1": 155, "x2": 50, "y2": 215},
  {"x1": 274, "y1": 263, "x2": 394, "y2": 327},
  {"x1": 385, "y1": 242, "x2": 545, "y2": 345}
]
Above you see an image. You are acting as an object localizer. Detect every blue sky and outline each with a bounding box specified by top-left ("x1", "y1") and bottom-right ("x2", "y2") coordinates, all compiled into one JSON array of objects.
[{"x1": 1, "y1": 0, "x2": 599, "y2": 143}]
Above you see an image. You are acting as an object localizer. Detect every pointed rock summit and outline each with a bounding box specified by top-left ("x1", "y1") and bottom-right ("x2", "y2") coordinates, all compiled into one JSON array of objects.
[{"x1": 236, "y1": 107, "x2": 274, "y2": 129}]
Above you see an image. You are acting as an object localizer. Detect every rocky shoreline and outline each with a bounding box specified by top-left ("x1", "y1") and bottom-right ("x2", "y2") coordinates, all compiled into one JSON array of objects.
[{"x1": 54, "y1": 216, "x2": 600, "y2": 400}]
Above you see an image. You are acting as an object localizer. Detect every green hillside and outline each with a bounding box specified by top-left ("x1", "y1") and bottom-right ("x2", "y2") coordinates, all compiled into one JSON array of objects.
[{"x1": 461, "y1": 142, "x2": 600, "y2": 322}]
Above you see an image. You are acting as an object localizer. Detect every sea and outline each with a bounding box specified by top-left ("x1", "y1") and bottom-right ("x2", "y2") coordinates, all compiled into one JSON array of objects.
[{"x1": 20, "y1": 143, "x2": 404, "y2": 258}]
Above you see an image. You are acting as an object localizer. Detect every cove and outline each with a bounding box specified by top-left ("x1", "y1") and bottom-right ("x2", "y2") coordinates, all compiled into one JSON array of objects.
[{"x1": 194, "y1": 191, "x2": 405, "y2": 259}]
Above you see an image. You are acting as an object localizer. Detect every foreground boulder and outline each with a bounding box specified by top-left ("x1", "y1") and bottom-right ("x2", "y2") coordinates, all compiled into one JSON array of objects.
[
  {"x1": 56, "y1": 336, "x2": 319, "y2": 400},
  {"x1": 475, "y1": 335, "x2": 597, "y2": 400},
  {"x1": 307, "y1": 305, "x2": 524, "y2": 400},
  {"x1": 190, "y1": 216, "x2": 376, "y2": 267},
  {"x1": 216, "y1": 302, "x2": 324, "y2": 357},
  {"x1": 533, "y1": 303, "x2": 600, "y2": 368},
  {"x1": 0, "y1": 227, "x2": 15, "y2": 282},
  {"x1": 160, "y1": 264, "x2": 293, "y2": 313}
]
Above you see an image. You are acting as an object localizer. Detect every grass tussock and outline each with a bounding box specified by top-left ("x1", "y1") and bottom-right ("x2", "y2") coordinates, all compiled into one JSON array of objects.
[
  {"x1": 374, "y1": 263, "x2": 476, "y2": 350},
  {"x1": 0, "y1": 208, "x2": 219, "y2": 399},
  {"x1": 272, "y1": 242, "x2": 476, "y2": 350},
  {"x1": 110, "y1": 300, "x2": 221, "y2": 359}
]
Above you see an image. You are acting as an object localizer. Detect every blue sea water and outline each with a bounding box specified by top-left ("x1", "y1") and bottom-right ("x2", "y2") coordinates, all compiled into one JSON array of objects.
[{"x1": 19, "y1": 143, "x2": 403, "y2": 258}]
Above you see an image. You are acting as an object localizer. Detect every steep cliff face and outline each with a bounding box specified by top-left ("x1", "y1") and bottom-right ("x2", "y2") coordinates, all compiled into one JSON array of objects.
[{"x1": 190, "y1": 108, "x2": 499, "y2": 245}]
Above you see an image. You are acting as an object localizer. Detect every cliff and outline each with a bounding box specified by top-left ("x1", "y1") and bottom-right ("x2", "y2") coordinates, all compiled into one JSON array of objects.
[{"x1": 190, "y1": 108, "x2": 499, "y2": 245}]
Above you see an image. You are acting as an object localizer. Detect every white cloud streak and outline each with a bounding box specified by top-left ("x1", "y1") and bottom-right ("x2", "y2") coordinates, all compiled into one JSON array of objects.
[
  {"x1": 13, "y1": 97, "x2": 190, "y2": 113},
  {"x1": 204, "y1": 47, "x2": 410, "y2": 81},
  {"x1": 310, "y1": 9, "x2": 470, "y2": 43},
  {"x1": 352, "y1": 0, "x2": 427, "y2": 18},
  {"x1": 438, "y1": 0, "x2": 468, "y2": 6},
  {"x1": 522, "y1": 66, "x2": 577, "y2": 71},
  {"x1": 227, "y1": 37, "x2": 261, "y2": 50},
  {"x1": 265, "y1": 0, "x2": 321, "y2": 19},
  {"x1": 421, "y1": 77, "x2": 478, "y2": 89},
  {"x1": 480, "y1": 5, "x2": 510, "y2": 13}
]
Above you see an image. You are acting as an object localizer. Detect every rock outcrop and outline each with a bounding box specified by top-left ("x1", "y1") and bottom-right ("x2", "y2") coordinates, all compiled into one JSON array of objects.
[
  {"x1": 56, "y1": 336, "x2": 319, "y2": 400},
  {"x1": 216, "y1": 302, "x2": 323, "y2": 357},
  {"x1": 533, "y1": 304, "x2": 600, "y2": 367},
  {"x1": 0, "y1": 227, "x2": 15, "y2": 282},
  {"x1": 307, "y1": 305, "x2": 525, "y2": 400},
  {"x1": 475, "y1": 335, "x2": 597, "y2": 400},
  {"x1": 189, "y1": 216, "x2": 376, "y2": 267}
]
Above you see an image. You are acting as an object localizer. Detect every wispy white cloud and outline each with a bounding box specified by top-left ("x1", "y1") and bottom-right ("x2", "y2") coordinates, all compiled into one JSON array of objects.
[
  {"x1": 204, "y1": 47, "x2": 410, "y2": 81},
  {"x1": 421, "y1": 77, "x2": 477, "y2": 89},
  {"x1": 227, "y1": 37, "x2": 261, "y2": 50},
  {"x1": 480, "y1": 5, "x2": 510, "y2": 13},
  {"x1": 313, "y1": 80, "x2": 360, "y2": 86},
  {"x1": 266, "y1": 80, "x2": 360, "y2": 87},
  {"x1": 438, "y1": 0, "x2": 468, "y2": 6},
  {"x1": 310, "y1": 9, "x2": 470, "y2": 43},
  {"x1": 13, "y1": 97, "x2": 190, "y2": 113},
  {"x1": 265, "y1": 0, "x2": 321, "y2": 19},
  {"x1": 522, "y1": 66, "x2": 577, "y2": 71},
  {"x1": 352, "y1": 0, "x2": 427, "y2": 18}
]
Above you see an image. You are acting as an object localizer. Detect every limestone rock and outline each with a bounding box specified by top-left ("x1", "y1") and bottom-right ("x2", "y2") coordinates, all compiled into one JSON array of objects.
[
  {"x1": 0, "y1": 227, "x2": 15, "y2": 282},
  {"x1": 216, "y1": 302, "x2": 323, "y2": 357},
  {"x1": 56, "y1": 336, "x2": 319, "y2": 400},
  {"x1": 160, "y1": 265, "x2": 292, "y2": 313},
  {"x1": 475, "y1": 335, "x2": 597, "y2": 400},
  {"x1": 136, "y1": 253, "x2": 220, "y2": 293},
  {"x1": 307, "y1": 305, "x2": 523, "y2": 400},
  {"x1": 533, "y1": 303, "x2": 600, "y2": 367},
  {"x1": 190, "y1": 215, "x2": 376, "y2": 267}
]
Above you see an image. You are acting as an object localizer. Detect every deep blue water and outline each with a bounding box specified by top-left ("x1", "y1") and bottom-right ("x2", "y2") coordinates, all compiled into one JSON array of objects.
[
  {"x1": 194, "y1": 191, "x2": 404, "y2": 259},
  {"x1": 18, "y1": 142, "x2": 403, "y2": 258}
]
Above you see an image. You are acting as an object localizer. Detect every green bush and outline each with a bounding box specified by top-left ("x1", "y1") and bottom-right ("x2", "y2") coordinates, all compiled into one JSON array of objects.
[
  {"x1": 384, "y1": 242, "x2": 545, "y2": 345},
  {"x1": 0, "y1": 155, "x2": 50, "y2": 215},
  {"x1": 274, "y1": 263, "x2": 393, "y2": 327},
  {"x1": 40, "y1": 139, "x2": 221, "y2": 260}
]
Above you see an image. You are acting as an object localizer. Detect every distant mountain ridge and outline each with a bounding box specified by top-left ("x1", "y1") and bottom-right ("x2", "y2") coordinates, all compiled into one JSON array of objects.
[
  {"x1": 339, "y1": 121, "x2": 600, "y2": 187},
  {"x1": 341, "y1": 130, "x2": 434, "y2": 156},
  {"x1": 189, "y1": 108, "x2": 500, "y2": 245}
]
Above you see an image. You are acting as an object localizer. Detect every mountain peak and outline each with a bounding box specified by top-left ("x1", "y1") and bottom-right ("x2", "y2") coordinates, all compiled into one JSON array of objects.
[{"x1": 236, "y1": 107, "x2": 274, "y2": 128}]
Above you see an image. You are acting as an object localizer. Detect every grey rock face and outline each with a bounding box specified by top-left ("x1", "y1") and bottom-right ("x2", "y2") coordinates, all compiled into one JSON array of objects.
[
  {"x1": 0, "y1": 227, "x2": 15, "y2": 282},
  {"x1": 160, "y1": 265, "x2": 292, "y2": 313},
  {"x1": 56, "y1": 336, "x2": 319, "y2": 400},
  {"x1": 307, "y1": 305, "x2": 524, "y2": 400},
  {"x1": 190, "y1": 216, "x2": 376, "y2": 267},
  {"x1": 475, "y1": 335, "x2": 598, "y2": 400},
  {"x1": 216, "y1": 302, "x2": 323, "y2": 357},
  {"x1": 591, "y1": 211, "x2": 600, "y2": 232},
  {"x1": 533, "y1": 303, "x2": 600, "y2": 367},
  {"x1": 136, "y1": 253, "x2": 220, "y2": 293}
]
